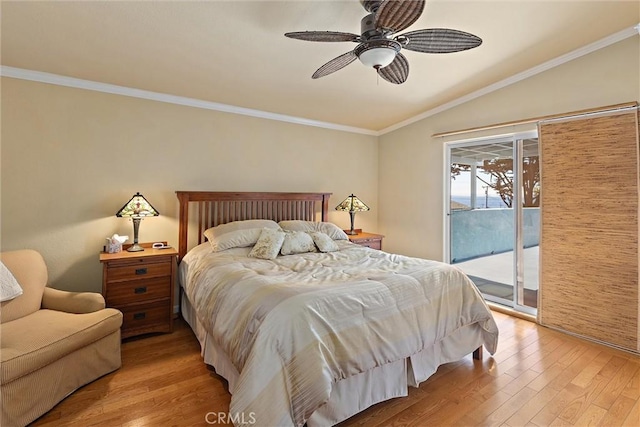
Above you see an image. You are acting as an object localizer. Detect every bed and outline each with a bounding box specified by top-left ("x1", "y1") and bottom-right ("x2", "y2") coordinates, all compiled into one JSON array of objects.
[{"x1": 176, "y1": 191, "x2": 498, "y2": 427}]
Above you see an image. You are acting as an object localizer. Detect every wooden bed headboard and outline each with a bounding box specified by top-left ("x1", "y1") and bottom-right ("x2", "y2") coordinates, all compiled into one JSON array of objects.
[{"x1": 175, "y1": 191, "x2": 332, "y2": 261}]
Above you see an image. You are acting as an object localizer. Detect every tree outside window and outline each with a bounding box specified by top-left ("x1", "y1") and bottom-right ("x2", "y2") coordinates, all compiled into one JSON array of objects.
[{"x1": 451, "y1": 156, "x2": 540, "y2": 208}]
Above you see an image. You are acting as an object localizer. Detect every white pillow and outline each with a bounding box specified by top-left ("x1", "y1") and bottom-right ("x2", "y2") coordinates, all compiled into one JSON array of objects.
[
  {"x1": 203, "y1": 220, "x2": 281, "y2": 252},
  {"x1": 204, "y1": 219, "x2": 280, "y2": 240},
  {"x1": 208, "y1": 228, "x2": 263, "y2": 252},
  {"x1": 278, "y1": 220, "x2": 348, "y2": 240},
  {"x1": 248, "y1": 228, "x2": 286, "y2": 260},
  {"x1": 281, "y1": 231, "x2": 317, "y2": 256},
  {"x1": 0, "y1": 261, "x2": 23, "y2": 302},
  {"x1": 309, "y1": 231, "x2": 339, "y2": 253}
]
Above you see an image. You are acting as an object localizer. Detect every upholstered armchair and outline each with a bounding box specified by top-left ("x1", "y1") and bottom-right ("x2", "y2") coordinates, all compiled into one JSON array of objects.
[{"x1": 1, "y1": 249, "x2": 123, "y2": 427}]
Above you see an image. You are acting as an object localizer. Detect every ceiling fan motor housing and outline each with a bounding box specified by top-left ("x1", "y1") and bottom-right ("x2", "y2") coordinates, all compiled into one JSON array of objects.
[
  {"x1": 360, "y1": 0, "x2": 383, "y2": 13},
  {"x1": 360, "y1": 13, "x2": 380, "y2": 40}
]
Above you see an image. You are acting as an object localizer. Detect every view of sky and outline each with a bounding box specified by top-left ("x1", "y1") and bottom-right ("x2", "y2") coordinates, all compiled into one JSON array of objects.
[{"x1": 450, "y1": 169, "x2": 500, "y2": 198}]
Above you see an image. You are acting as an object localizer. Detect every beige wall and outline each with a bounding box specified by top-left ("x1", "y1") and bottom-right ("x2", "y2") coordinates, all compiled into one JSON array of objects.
[
  {"x1": 1, "y1": 79, "x2": 378, "y2": 292},
  {"x1": 2, "y1": 36, "x2": 638, "y2": 293},
  {"x1": 379, "y1": 36, "x2": 640, "y2": 260}
]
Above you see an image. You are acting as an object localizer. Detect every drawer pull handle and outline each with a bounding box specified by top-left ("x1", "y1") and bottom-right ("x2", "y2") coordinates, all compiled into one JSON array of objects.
[
  {"x1": 133, "y1": 312, "x2": 146, "y2": 320},
  {"x1": 135, "y1": 268, "x2": 147, "y2": 275},
  {"x1": 134, "y1": 286, "x2": 147, "y2": 294}
]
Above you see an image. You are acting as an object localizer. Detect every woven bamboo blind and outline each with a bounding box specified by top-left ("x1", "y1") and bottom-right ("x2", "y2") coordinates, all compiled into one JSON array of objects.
[{"x1": 538, "y1": 108, "x2": 640, "y2": 352}]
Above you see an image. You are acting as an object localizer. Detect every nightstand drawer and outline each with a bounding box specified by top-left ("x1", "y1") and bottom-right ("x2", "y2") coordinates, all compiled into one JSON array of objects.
[
  {"x1": 105, "y1": 260, "x2": 172, "y2": 283},
  {"x1": 106, "y1": 276, "x2": 171, "y2": 306},
  {"x1": 357, "y1": 239, "x2": 382, "y2": 250},
  {"x1": 120, "y1": 300, "x2": 171, "y2": 335}
]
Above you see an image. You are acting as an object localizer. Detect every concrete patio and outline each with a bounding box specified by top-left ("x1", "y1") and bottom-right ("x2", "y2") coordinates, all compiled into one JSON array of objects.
[{"x1": 453, "y1": 246, "x2": 539, "y2": 308}]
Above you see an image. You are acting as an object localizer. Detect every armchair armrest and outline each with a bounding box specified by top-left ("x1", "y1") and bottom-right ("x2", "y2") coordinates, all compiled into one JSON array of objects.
[{"x1": 42, "y1": 287, "x2": 106, "y2": 313}]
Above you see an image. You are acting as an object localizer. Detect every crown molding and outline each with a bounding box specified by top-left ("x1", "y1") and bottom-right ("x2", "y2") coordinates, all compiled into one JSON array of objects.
[
  {"x1": 1, "y1": 23, "x2": 637, "y2": 138},
  {"x1": 378, "y1": 23, "x2": 640, "y2": 135},
  {"x1": 0, "y1": 66, "x2": 378, "y2": 136}
]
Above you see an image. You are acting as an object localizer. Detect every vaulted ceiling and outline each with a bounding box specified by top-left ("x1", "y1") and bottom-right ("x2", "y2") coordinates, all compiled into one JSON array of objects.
[{"x1": 2, "y1": 1, "x2": 638, "y2": 133}]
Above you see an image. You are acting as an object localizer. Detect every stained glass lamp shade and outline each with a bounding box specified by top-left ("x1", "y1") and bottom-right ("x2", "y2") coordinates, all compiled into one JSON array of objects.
[
  {"x1": 335, "y1": 194, "x2": 370, "y2": 235},
  {"x1": 115, "y1": 192, "x2": 159, "y2": 252}
]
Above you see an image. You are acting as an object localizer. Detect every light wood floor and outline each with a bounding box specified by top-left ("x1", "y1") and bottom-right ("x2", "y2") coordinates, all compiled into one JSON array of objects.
[{"x1": 33, "y1": 311, "x2": 640, "y2": 426}]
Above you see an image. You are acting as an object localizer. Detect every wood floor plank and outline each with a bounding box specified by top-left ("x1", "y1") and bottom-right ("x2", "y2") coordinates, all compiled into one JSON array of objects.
[
  {"x1": 504, "y1": 385, "x2": 560, "y2": 426},
  {"x1": 570, "y1": 351, "x2": 612, "y2": 388},
  {"x1": 480, "y1": 386, "x2": 539, "y2": 426},
  {"x1": 501, "y1": 369, "x2": 543, "y2": 396},
  {"x1": 504, "y1": 335, "x2": 563, "y2": 378},
  {"x1": 622, "y1": 398, "x2": 640, "y2": 426},
  {"x1": 598, "y1": 395, "x2": 637, "y2": 426},
  {"x1": 527, "y1": 363, "x2": 565, "y2": 392},
  {"x1": 530, "y1": 339, "x2": 580, "y2": 374},
  {"x1": 557, "y1": 376, "x2": 609, "y2": 424},
  {"x1": 29, "y1": 312, "x2": 640, "y2": 427},
  {"x1": 518, "y1": 346, "x2": 605, "y2": 426},
  {"x1": 593, "y1": 359, "x2": 640, "y2": 409},
  {"x1": 621, "y1": 362, "x2": 640, "y2": 400},
  {"x1": 574, "y1": 403, "x2": 608, "y2": 426}
]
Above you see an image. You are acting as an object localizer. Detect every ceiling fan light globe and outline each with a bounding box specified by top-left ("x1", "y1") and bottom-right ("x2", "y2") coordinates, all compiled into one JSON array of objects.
[
  {"x1": 354, "y1": 39, "x2": 401, "y2": 69},
  {"x1": 358, "y1": 47, "x2": 397, "y2": 68}
]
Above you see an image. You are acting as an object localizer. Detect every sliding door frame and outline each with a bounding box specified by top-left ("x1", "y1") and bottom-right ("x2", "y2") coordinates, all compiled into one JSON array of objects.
[{"x1": 444, "y1": 130, "x2": 538, "y2": 316}]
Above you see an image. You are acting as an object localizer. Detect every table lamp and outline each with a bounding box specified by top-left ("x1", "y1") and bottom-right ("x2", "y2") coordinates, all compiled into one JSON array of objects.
[
  {"x1": 116, "y1": 192, "x2": 159, "y2": 252},
  {"x1": 335, "y1": 194, "x2": 370, "y2": 235}
]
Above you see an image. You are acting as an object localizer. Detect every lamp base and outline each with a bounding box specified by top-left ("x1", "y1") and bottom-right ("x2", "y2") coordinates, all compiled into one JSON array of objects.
[
  {"x1": 346, "y1": 230, "x2": 358, "y2": 235},
  {"x1": 127, "y1": 243, "x2": 144, "y2": 252}
]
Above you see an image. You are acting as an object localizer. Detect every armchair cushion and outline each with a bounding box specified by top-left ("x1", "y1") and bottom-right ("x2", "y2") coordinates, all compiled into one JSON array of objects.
[
  {"x1": 1, "y1": 308, "x2": 122, "y2": 384},
  {"x1": 42, "y1": 287, "x2": 106, "y2": 314}
]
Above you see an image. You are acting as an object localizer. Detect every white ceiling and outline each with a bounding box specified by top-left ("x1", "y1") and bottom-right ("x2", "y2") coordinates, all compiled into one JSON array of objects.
[{"x1": 1, "y1": 1, "x2": 638, "y2": 133}]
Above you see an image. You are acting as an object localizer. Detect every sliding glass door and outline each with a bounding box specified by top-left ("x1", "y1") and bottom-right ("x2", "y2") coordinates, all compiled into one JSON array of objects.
[{"x1": 446, "y1": 132, "x2": 538, "y2": 315}]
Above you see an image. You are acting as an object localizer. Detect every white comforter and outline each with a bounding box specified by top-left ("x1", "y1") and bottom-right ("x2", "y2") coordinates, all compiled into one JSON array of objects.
[{"x1": 181, "y1": 242, "x2": 498, "y2": 426}]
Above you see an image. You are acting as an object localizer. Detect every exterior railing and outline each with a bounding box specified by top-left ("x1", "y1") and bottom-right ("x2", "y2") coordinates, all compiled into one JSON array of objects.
[{"x1": 450, "y1": 207, "x2": 539, "y2": 263}]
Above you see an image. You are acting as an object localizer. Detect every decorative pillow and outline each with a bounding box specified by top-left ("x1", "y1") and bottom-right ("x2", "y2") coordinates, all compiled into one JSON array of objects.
[
  {"x1": 0, "y1": 261, "x2": 23, "y2": 302},
  {"x1": 248, "y1": 228, "x2": 286, "y2": 260},
  {"x1": 203, "y1": 220, "x2": 281, "y2": 252},
  {"x1": 208, "y1": 228, "x2": 263, "y2": 252},
  {"x1": 278, "y1": 220, "x2": 349, "y2": 240},
  {"x1": 281, "y1": 231, "x2": 317, "y2": 256},
  {"x1": 309, "y1": 231, "x2": 339, "y2": 253}
]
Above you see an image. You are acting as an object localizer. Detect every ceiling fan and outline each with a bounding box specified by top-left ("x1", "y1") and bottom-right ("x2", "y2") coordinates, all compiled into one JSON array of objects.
[{"x1": 285, "y1": 0, "x2": 482, "y2": 84}]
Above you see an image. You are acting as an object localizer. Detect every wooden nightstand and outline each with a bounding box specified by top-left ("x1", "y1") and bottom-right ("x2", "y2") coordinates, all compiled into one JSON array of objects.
[
  {"x1": 346, "y1": 230, "x2": 385, "y2": 250},
  {"x1": 100, "y1": 243, "x2": 177, "y2": 339}
]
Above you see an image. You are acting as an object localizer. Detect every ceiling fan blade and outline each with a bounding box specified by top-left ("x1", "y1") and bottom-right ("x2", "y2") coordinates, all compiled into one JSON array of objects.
[
  {"x1": 377, "y1": 52, "x2": 409, "y2": 84},
  {"x1": 312, "y1": 51, "x2": 357, "y2": 79},
  {"x1": 399, "y1": 28, "x2": 482, "y2": 53},
  {"x1": 375, "y1": 0, "x2": 425, "y2": 33},
  {"x1": 285, "y1": 31, "x2": 360, "y2": 42}
]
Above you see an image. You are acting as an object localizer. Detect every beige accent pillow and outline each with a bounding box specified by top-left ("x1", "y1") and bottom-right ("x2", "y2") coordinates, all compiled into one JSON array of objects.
[
  {"x1": 281, "y1": 231, "x2": 317, "y2": 256},
  {"x1": 248, "y1": 228, "x2": 286, "y2": 260},
  {"x1": 278, "y1": 220, "x2": 348, "y2": 240},
  {"x1": 203, "y1": 220, "x2": 280, "y2": 252},
  {"x1": 309, "y1": 231, "x2": 339, "y2": 253},
  {"x1": 207, "y1": 229, "x2": 262, "y2": 252}
]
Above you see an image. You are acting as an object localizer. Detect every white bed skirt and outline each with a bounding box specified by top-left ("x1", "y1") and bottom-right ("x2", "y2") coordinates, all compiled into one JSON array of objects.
[{"x1": 181, "y1": 292, "x2": 485, "y2": 426}]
